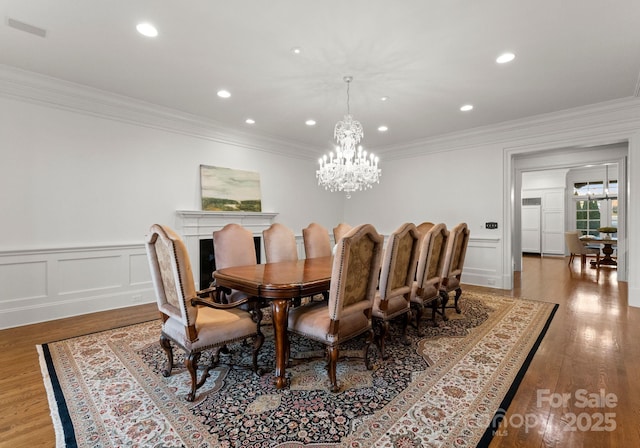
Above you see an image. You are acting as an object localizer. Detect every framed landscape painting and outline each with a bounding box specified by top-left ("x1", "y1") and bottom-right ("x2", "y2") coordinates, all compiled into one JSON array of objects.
[{"x1": 200, "y1": 165, "x2": 262, "y2": 212}]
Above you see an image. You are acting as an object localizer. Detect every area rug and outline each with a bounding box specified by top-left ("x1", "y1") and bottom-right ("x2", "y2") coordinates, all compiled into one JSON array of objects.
[{"x1": 38, "y1": 291, "x2": 557, "y2": 447}]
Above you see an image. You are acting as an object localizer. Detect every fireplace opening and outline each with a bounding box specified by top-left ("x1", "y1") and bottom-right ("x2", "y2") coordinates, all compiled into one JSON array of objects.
[{"x1": 199, "y1": 237, "x2": 261, "y2": 288}]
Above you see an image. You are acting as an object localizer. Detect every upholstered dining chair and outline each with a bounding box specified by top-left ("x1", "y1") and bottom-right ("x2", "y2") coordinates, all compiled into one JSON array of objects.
[
  {"x1": 372, "y1": 222, "x2": 421, "y2": 359},
  {"x1": 263, "y1": 222, "x2": 316, "y2": 306},
  {"x1": 410, "y1": 223, "x2": 449, "y2": 335},
  {"x1": 287, "y1": 224, "x2": 384, "y2": 392},
  {"x1": 333, "y1": 222, "x2": 353, "y2": 244},
  {"x1": 263, "y1": 223, "x2": 298, "y2": 263},
  {"x1": 146, "y1": 224, "x2": 264, "y2": 402},
  {"x1": 438, "y1": 222, "x2": 470, "y2": 320},
  {"x1": 565, "y1": 231, "x2": 600, "y2": 267},
  {"x1": 416, "y1": 221, "x2": 435, "y2": 240},
  {"x1": 302, "y1": 222, "x2": 332, "y2": 259},
  {"x1": 213, "y1": 223, "x2": 258, "y2": 304}
]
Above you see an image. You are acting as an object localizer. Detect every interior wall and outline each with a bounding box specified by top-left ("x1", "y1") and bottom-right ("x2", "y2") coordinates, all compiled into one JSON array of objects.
[
  {"x1": 2, "y1": 75, "x2": 639, "y2": 328},
  {"x1": 349, "y1": 100, "x2": 639, "y2": 305},
  {"x1": 344, "y1": 144, "x2": 504, "y2": 237},
  {"x1": 522, "y1": 169, "x2": 568, "y2": 190},
  {"x1": 344, "y1": 144, "x2": 506, "y2": 289},
  {"x1": 0, "y1": 96, "x2": 341, "y2": 249},
  {"x1": 0, "y1": 94, "x2": 343, "y2": 328}
]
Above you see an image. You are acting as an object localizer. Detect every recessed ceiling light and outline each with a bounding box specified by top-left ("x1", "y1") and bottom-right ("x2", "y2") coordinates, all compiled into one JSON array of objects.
[
  {"x1": 305, "y1": 119, "x2": 316, "y2": 126},
  {"x1": 460, "y1": 104, "x2": 474, "y2": 112},
  {"x1": 136, "y1": 22, "x2": 158, "y2": 37},
  {"x1": 291, "y1": 47, "x2": 302, "y2": 55},
  {"x1": 496, "y1": 52, "x2": 515, "y2": 64},
  {"x1": 245, "y1": 118, "x2": 255, "y2": 124},
  {"x1": 217, "y1": 90, "x2": 231, "y2": 98},
  {"x1": 378, "y1": 125, "x2": 389, "y2": 132},
  {"x1": 380, "y1": 96, "x2": 389, "y2": 102}
]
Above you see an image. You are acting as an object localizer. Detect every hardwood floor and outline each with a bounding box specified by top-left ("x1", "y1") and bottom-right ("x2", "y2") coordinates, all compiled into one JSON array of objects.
[{"x1": 0, "y1": 255, "x2": 637, "y2": 448}]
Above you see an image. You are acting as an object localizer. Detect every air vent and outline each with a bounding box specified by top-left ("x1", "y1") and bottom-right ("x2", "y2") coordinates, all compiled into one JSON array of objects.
[
  {"x1": 522, "y1": 197, "x2": 541, "y2": 206},
  {"x1": 6, "y1": 17, "x2": 47, "y2": 38}
]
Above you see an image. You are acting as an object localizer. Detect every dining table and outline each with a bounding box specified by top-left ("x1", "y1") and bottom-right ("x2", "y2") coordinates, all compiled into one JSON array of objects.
[
  {"x1": 589, "y1": 237, "x2": 618, "y2": 267},
  {"x1": 213, "y1": 256, "x2": 333, "y2": 389}
]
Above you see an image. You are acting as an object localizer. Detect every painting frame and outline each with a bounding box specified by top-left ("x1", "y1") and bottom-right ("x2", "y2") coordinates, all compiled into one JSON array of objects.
[{"x1": 200, "y1": 165, "x2": 262, "y2": 212}]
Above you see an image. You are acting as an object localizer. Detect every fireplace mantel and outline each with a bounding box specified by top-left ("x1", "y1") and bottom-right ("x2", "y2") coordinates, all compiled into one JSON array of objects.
[
  {"x1": 176, "y1": 210, "x2": 278, "y2": 237},
  {"x1": 175, "y1": 210, "x2": 278, "y2": 288}
]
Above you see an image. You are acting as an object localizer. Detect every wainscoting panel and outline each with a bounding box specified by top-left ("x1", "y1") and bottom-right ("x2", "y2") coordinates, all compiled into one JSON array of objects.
[
  {"x1": 0, "y1": 236, "x2": 502, "y2": 329},
  {"x1": 0, "y1": 244, "x2": 154, "y2": 329},
  {"x1": 58, "y1": 256, "x2": 122, "y2": 295},
  {"x1": 463, "y1": 237, "x2": 503, "y2": 288},
  {"x1": 130, "y1": 253, "x2": 153, "y2": 286},
  {"x1": 0, "y1": 260, "x2": 48, "y2": 301}
]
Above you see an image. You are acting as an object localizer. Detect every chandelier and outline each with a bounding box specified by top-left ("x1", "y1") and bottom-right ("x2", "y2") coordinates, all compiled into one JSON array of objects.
[{"x1": 316, "y1": 76, "x2": 381, "y2": 198}]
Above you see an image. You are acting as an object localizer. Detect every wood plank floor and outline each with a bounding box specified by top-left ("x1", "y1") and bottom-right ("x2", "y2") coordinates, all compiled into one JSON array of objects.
[{"x1": 0, "y1": 255, "x2": 638, "y2": 448}]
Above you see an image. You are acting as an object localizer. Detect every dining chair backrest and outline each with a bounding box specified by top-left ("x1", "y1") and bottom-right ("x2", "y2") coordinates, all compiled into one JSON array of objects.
[
  {"x1": 146, "y1": 224, "x2": 198, "y2": 331},
  {"x1": 329, "y1": 224, "x2": 384, "y2": 322},
  {"x1": 263, "y1": 223, "x2": 298, "y2": 263},
  {"x1": 378, "y1": 222, "x2": 421, "y2": 301},
  {"x1": 415, "y1": 223, "x2": 449, "y2": 298},
  {"x1": 302, "y1": 222, "x2": 332, "y2": 259},
  {"x1": 564, "y1": 231, "x2": 586, "y2": 254},
  {"x1": 332, "y1": 222, "x2": 353, "y2": 244},
  {"x1": 416, "y1": 222, "x2": 435, "y2": 240},
  {"x1": 213, "y1": 223, "x2": 257, "y2": 270},
  {"x1": 441, "y1": 222, "x2": 470, "y2": 284}
]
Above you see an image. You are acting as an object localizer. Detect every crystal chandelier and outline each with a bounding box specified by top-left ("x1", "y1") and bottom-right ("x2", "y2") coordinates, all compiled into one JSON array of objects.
[{"x1": 316, "y1": 76, "x2": 381, "y2": 198}]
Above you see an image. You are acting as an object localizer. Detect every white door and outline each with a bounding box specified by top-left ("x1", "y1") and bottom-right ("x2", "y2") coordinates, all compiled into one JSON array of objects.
[
  {"x1": 542, "y1": 190, "x2": 565, "y2": 255},
  {"x1": 522, "y1": 204, "x2": 541, "y2": 253}
]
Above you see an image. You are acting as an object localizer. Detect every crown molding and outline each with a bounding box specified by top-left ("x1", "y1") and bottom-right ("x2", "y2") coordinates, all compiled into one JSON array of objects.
[
  {"x1": 377, "y1": 96, "x2": 640, "y2": 160},
  {"x1": 3, "y1": 64, "x2": 639, "y2": 163},
  {"x1": 0, "y1": 64, "x2": 317, "y2": 160}
]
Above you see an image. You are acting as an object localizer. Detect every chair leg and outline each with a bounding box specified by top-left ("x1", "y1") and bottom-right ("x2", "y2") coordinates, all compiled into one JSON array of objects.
[
  {"x1": 252, "y1": 332, "x2": 265, "y2": 374},
  {"x1": 430, "y1": 300, "x2": 439, "y2": 327},
  {"x1": 185, "y1": 352, "x2": 206, "y2": 402},
  {"x1": 364, "y1": 328, "x2": 374, "y2": 370},
  {"x1": 377, "y1": 320, "x2": 390, "y2": 359},
  {"x1": 440, "y1": 291, "x2": 450, "y2": 321},
  {"x1": 453, "y1": 288, "x2": 462, "y2": 314},
  {"x1": 401, "y1": 311, "x2": 411, "y2": 345},
  {"x1": 159, "y1": 334, "x2": 174, "y2": 377},
  {"x1": 414, "y1": 303, "x2": 425, "y2": 337},
  {"x1": 327, "y1": 345, "x2": 339, "y2": 393}
]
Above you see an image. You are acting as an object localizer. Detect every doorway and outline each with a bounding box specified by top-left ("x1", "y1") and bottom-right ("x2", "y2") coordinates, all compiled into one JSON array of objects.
[{"x1": 506, "y1": 143, "x2": 628, "y2": 286}]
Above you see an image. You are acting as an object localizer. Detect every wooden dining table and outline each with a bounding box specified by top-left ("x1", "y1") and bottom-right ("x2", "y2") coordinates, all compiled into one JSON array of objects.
[
  {"x1": 589, "y1": 238, "x2": 618, "y2": 267},
  {"x1": 213, "y1": 256, "x2": 333, "y2": 389}
]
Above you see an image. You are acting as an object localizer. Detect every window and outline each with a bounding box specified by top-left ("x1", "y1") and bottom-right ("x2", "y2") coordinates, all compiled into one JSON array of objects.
[
  {"x1": 576, "y1": 200, "x2": 601, "y2": 236},
  {"x1": 573, "y1": 180, "x2": 617, "y2": 237}
]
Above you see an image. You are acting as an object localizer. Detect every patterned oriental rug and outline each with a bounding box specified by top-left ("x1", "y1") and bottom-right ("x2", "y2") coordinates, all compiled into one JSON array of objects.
[{"x1": 38, "y1": 291, "x2": 557, "y2": 448}]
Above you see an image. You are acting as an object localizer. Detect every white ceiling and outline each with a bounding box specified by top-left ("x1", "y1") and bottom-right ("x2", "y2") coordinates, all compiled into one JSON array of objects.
[{"x1": 1, "y1": 0, "x2": 639, "y2": 155}]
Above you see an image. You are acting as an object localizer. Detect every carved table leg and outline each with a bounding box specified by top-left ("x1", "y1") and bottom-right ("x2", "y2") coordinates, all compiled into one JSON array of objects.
[{"x1": 271, "y1": 298, "x2": 290, "y2": 389}]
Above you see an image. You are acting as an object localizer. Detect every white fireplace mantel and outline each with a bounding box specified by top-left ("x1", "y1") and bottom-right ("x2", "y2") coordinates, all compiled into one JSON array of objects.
[
  {"x1": 176, "y1": 210, "x2": 278, "y2": 237},
  {"x1": 175, "y1": 210, "x2": 278, "y2": 288}
]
